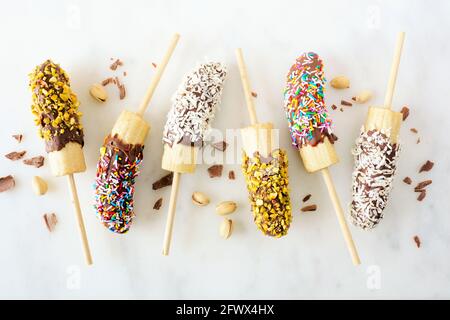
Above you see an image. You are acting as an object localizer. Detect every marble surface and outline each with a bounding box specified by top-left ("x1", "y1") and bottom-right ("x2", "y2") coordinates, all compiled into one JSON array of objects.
[{"x1": 0, "y1": 0, "x2": 448, "y2": 299}]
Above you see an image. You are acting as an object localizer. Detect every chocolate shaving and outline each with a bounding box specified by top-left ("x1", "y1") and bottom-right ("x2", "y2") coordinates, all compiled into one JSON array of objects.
[
  {"x1": 417, "y1": 190, "x2": 426, "y2": 201},
  {"x1": 110, "y1": 59, "x2": 123, "y2": 71},
  {"x1": 417, "y1": 138, "x2": 421, "y2": 144},
  {"x1": 12, "y1": 134, "x2": 23, "y2": 143},
  {"x1": 301, "y1": 204, "x2": 317, "y2": 212},
  {"x1": 341, "y1": 100, "x2": 352, "y2": 106},
  {"x1": 43, "y1": 213, "x2": 58, "y2": 232},
  {"x1": 152, "y1": 173, "x2": 173, "y2": 190},
  {"x1": 302, "y1": 194, "x2": 312, "y2": 202},
  {"x1": 403, "y1": 177, "x2": 412, "y2": 185},
  {"x1": 228, "y1": 170, "x2": 235, "y2": 180},
  {"x1": 251, "y1": 91, "x2": 257, "y2": 98},
  {"x1": 5, "y1": 151, "x2": 26, "y2": 161},
  {"x1": 414, "y1": 180, "x2": 432, "y2": 192},
  {"x1": 419, "y1": 160, "x2": 434, "y2": 173},
  {"x1": 153, "y1": 198, "x2": 163, "y2": 210},
  {"x1": 413, "y1": 235, "x2": 421, "y2": 248},
  {"x1": 123, "y1": 71, "x2": 127, "y2": 77},
  {"x1": 114, "y1": 77, "x2": 126, "y2": 100},
  {"x1": 101, "y1": 77, "x2": 115, "y2": 86},
  {"x1": 410, "y1": 128, "x2": 418, "y2": 134},
  {"x1": 340, "y1": 107, "x2": 344, "y2": 112},
  {"x1": 331, "y1": 104, "x2": 337, "y2": 110},
  {"x1": 0, "y1": 175, "x2": 15, "y2": 192},
  {"x1": 207, "y1": 165, "x2": 223, "y2": 178},
  {"x1": 212, "y1": 141, "x2": 228, "y2": 152},
  {"x1": 152, "y1": 62, "x2": 157, "y2": 68},
  {"x1": 23, "y1": 156, "x2": 44, "y2": 168},
  {"x1": 400, "y1": 106, "x2": 410, "y2": 121}
]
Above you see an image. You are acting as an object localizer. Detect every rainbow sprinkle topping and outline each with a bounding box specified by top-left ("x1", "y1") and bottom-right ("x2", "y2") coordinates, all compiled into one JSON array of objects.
[
  {"x1": 94, "y1": 136, "x2": 143, "y2": 233},
  {"x1": 283, "y1": 52, "x2": 332, "y2": 148}
]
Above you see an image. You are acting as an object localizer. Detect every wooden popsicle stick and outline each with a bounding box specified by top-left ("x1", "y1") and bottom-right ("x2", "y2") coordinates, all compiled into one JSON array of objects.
[
  {"x1": 162, "y1": 172, "x2": 181, "y2": 256},
  {"x1": 136, "y1": 33, "x2": 180, "y2": 117},
  {"x1": 235, "y1": 48, "x2": 258, "y2": 125},
  {"x1": 67, "y1": 174, "x2": 93, "y2": 265},
  {"x1": 384, "y1": 32, "x2": 405, "y2": 109},
  {"x1": 321, "y1": 168, "x2": 361, "y2": 266}
]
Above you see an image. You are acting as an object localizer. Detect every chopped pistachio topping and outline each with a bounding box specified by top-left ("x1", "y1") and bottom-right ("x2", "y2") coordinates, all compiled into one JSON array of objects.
[
  {"x1": 29, "y1": 60, "x2": 82, "y2": 141},
  {"x1": 242, "y1": 149, "x2": 292, "y2": 237}
]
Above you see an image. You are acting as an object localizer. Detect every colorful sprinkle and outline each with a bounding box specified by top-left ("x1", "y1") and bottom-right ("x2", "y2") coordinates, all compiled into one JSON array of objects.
[
  {"x1": 94, "y1": 136, "x2": 143, "y2": 233},
  {"x1": 283, "y1": 52, "x2": 332, "y2": 148}
]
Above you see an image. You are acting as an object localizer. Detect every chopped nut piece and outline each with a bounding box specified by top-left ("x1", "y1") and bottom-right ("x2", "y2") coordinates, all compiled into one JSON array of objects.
[
  {"x1": 413, "y1": 235, "x2": 421, "y2": 248},
  {"x1": 212, "y1": 141, "x2": 228, "y2": 151},
  {"x1": 153, "y1": 198, "x2": 163, "y2": 210},
  {"x1": 251, "y1": 91, "x2": 257, "y2": 98},
  {"x1": 400, "y1": 106, "x2": 410, "y2": 121},
  {"x1": 301, "y1": 204, "x2": 317, "y2": 212},
  {"x1": 417, "y1": 138, "x2": 421, "y2": 144},
  {"x1": 352, "y1": 90, "x2": 373, "y2": 104},
  {"x1": 43, "y1": 213, "x2": 58, "y2": 232},
  {"x1": 152, "y1": 173, "x2": 173, "y2": 190},
  {"x1": 32, "y1": 176, "x2": 48, "y2": 195},
  {"x1": 403, "y1": 177, "x2": 412, "y2": 185},
  {"x1": 5, "y1": 151, "x2": 26, "y2": 161},
  {"x1": 419, "y1": 160, "x2": 434, "y2": 173},
  {"x1": 23, "y1": 156, "x2": 45, "y2": 168},
  {"x1": 207, "y1": 165, "x2": 223, "y2": 178},
  {"x1": 12, "y1": 134, "x2": 23, "y2": 143},
  {"x1": 152, "y1": 62, "x2": 157, "y2": 68},
  {"x1": 410, "y1": 128, "x2": 418, "y2": 134},
  {"x1": 0, "y1": 175, "x2": 15, "y2": 192},
  {"x1": 302, "y1": 194, "x2": 312, "y2": 202},
  {"x1": 228, "y1": 170, "x2": 235, "y2": 180}
]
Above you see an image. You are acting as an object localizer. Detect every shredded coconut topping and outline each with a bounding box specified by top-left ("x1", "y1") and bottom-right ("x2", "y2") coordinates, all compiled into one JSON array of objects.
[
  {"x1": 162, "y1": 62, "x2": 227, "y2": 147},
  {"x1": 350, "y1": 128, "x2": 400, "y2": 230}
]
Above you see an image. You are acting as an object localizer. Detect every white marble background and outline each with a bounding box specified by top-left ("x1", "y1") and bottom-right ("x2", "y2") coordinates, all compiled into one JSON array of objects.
[{"x1": 0, "y1": 0, "x2": 448, "y2": 299}]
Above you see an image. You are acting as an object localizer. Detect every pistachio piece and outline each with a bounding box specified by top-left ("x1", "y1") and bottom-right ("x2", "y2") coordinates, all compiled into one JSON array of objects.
[
  {"x1": 220, "y1": 218, "x2": 233, "y2": 239},
  {"x1": 89, "y1": 83, "x2": 108, "y2": 102},
  {"x1": 330, "y1": 76, "x2": 350, "y2": 89},
  {"x1": 32, "y1": 176, "x2": 48, "y2": 196},
  {"x1": 216, "y1": 201, "x2": 237, "y2": 215},
  {"x1": 192, "y1": 191, "x2": 210, "y2": 206},
  {"x1": 352, "y1": 90, "x2": 373, "y2": 104}
]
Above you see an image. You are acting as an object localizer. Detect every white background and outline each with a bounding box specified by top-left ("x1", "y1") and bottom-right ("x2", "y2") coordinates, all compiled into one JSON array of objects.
[{"x1": 0, "y1": 0, "x2": 448, "y2": 299}]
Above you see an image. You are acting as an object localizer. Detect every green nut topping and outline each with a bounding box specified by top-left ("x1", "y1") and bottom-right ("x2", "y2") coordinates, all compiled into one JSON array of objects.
[
  {"x1": 29, "y1": 60, "x2": 82, "y2": 142},
  {"x1": 242, "y1": 149, "x2": 292, "y2": 237}
]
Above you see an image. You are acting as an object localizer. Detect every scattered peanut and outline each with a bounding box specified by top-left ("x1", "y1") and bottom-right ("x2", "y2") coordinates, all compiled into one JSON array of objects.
[
  {"x1": 216, "y1": 201, "x2": 237, "y2": 216},
  {"x1": 330, "y1": 76, "x2": 350, "y2": 89},
  {"x1": 32, "y1": 176, "x2": 48, "y2": 196},
  {"x1": 220, "y1": 218, "x2": 233, "y2": 239},
  {"x1": 192, "y1": 191, "x2": 210, "y2": 206},
  {"x1": 352, "y1": 90, "x2": 373, "y2": 104},
  {"x1": 89, "y1": 83, "x2": 108, "y2": 102}
]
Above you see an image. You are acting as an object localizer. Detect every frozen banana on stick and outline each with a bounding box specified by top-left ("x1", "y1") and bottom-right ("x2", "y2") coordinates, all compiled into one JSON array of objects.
[
  {"x1": 283, "y1": 52, "x2": 360, "y2": 265},
  {"x1": 236, "y1": 49, "x2": 292, "y2": 237},
  {"x1": 29, "y1": 60, "x2": 92, "y2": 264},
  {"x1": 94, "y1": 34, "x2": 179, "y2": 233},
  {"x1": 162, "y1": 61, "x2": 227, "y2": 255},
  {"x1": 351, "y1": 32, "x2": 405, "y2": 230}
]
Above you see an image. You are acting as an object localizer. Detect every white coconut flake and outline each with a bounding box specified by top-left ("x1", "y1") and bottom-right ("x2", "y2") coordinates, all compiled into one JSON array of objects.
[
  {"x1": 163, "y1": 62, "x2": 227, "y2": 146},
  {"x1": 350, "y1": 127, "x2": 400, "y2": 230}
]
